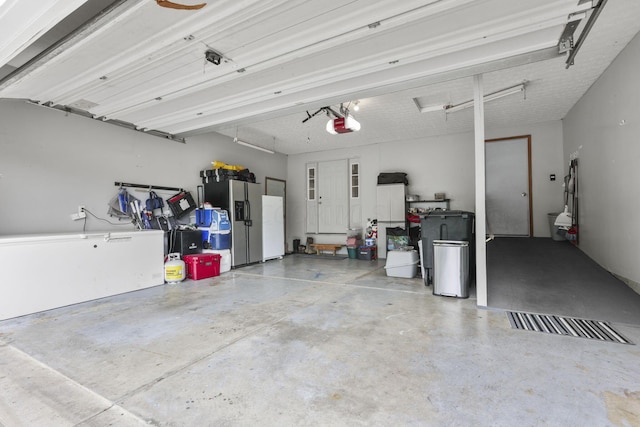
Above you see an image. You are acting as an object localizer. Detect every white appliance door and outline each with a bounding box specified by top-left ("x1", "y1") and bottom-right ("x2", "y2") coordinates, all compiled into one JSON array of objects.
[
  {"x1": 262, "y1": 195, "x2": 284, "y2": 261},
  {"x1": 230, "y1": 180, "x2": 247, "y2": 266}
]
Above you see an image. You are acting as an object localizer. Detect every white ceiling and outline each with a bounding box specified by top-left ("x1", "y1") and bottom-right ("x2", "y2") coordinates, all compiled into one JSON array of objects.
[{"x1": 1, "y1": 0, "x2": 639, "y2": 155}]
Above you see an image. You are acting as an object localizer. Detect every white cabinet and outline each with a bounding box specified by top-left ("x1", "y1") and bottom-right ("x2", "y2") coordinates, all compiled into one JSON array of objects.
[
  {"x1": 376, "y1": 184, "x2": 405, "y2": 221},
  {"x1": 376, "y1": 183, "x2": 406, "y2": 258}
]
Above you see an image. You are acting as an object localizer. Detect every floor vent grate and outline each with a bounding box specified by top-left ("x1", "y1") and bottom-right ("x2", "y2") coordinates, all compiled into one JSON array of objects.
[{"x1": 506, "y1": 311, "x2": 633, "y2": 345}]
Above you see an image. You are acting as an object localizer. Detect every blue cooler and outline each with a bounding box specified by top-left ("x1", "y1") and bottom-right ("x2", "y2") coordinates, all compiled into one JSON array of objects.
[
  {"x1": 212, "y1": 209, "x2": 231, "y2": 233},
  {"x1": 195, "y1": 207, "x2": 214, "y2": 227},
  {"x1": 198, "y1": 209, "x2": 231, "y2": 250},
  {"x1": 196, "y1": 207, "x2": 231, "y2": 229},
  {"x1": 209, "y1": 230, "x2": 231, "y2": 250}
]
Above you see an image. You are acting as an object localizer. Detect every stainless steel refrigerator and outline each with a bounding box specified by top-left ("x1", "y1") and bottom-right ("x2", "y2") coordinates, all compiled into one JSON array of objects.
[{"x1": 204, "y1": 180, "x2": 263, "y2": 267}]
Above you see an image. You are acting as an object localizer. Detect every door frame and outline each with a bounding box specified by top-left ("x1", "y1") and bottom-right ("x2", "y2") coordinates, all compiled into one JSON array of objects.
[{"x1": 485, "y1": 135, "x2": 533, "y2": 237}]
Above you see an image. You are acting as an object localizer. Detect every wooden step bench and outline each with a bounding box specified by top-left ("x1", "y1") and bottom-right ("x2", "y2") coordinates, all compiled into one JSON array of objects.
[{"x1": 310, "y1": 243, "x2": 343, "y2": 256}]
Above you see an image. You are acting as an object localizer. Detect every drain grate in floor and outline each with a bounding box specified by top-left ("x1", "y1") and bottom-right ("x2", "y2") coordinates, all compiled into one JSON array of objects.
[{"x1": 507, "y1": 311, "x2": 633, "y2": 345}]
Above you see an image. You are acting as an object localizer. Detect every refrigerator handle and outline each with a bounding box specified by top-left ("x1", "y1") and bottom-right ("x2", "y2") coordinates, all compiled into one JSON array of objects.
[{"x1": 245, "y1": 199, "x2": 252, "y2": 226}]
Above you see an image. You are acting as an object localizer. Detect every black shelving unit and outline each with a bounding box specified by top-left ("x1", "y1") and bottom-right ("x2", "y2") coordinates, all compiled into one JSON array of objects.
[{"x1": 407, "y1": 199, "x2": 451, "y2": 211}]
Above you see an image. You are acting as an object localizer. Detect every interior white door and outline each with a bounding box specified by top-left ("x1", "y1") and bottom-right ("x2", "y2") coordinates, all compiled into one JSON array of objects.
[
  {"x1": 318, "y1": 159, "x2": 348, "y2": 233},
  {"x1": 486, "y1": 136, "x2": 531, "y2": 236}
]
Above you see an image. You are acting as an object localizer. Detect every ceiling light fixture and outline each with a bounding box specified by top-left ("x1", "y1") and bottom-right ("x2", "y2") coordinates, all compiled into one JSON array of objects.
[
  {"x1": 416, "y1": 103, "x2": 447, "y2": 113},
  {"x1": 353, "y1": 101, "x2": 360, "y2": 111},
  {"x1": 205, "y1": 49, "x2": 222, "y2": 65},
  {"x1": 233, "y1": 137, "x2": 274, "y2": 154},
  {"x1": 444, "y1": 82, "x2": 527, "y2": 114}
]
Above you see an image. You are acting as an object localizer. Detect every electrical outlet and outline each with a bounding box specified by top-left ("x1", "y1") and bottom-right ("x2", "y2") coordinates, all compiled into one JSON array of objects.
[{"x1": 71, "y1": 206, "x2": 86, "y2": 221}]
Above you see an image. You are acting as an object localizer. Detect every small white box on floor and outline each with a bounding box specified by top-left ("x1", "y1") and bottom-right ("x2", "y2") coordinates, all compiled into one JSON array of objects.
[
  {"x1": 203, "y1": 249, "x2": 231, "y2": 273},
  {"x1": 384, "y1": 250, "x2": 419, "y2": 278}
]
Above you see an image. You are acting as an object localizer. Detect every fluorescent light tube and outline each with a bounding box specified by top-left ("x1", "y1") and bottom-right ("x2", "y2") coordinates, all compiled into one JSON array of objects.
[
  {"x1": 445, "y1": 83, "x2": 526, "y2": 114},
  {"x1": 234, "y1": 137, "x2": 275, "y2": 154}
]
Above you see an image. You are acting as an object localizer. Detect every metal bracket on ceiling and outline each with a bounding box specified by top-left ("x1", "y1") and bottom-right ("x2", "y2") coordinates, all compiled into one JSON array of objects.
[
  {"x1": 563, "y1": 0, "x2": 608, "y2": 68},
  {"x1": 558, "y1": 18, "x2": 581, "y2": 54},
  {"x1": 301, "y1": 106, "x2": 343, "y2": 124},
  {"x1": 25, "y1": 100, "x2": 185, "y2": 143}
]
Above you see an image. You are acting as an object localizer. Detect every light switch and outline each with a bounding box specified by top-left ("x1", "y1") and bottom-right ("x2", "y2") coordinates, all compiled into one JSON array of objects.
[{"x1": 550, "y1": 174, "x2": 556, "y2": 181}]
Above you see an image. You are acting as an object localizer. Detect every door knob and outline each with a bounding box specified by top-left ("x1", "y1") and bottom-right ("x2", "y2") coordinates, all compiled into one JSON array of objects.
[{"x1": 521, "y1": 192, "x2": 527, "y2": 197}]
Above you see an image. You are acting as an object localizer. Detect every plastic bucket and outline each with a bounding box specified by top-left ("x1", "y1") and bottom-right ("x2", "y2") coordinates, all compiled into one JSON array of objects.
[
  {"x1": 547, "y1": 213, "x2": 566, "y2": 241},
  {"x1": 347, "y1": 247, "x2": 358, "y2": 259}
]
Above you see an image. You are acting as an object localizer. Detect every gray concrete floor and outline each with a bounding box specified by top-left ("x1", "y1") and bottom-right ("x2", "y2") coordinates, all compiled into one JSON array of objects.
[
  {"x1": 487, "y1": 238, "x2": 640, "y2": 325},
  {"x1": 1, "y1": 254, "x2": 640, "y2": 426}
]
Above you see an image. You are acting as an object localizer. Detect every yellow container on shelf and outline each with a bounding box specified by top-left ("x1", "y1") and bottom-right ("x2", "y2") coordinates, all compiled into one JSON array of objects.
[{"x1": 211, "y1": 160, "x2": 245, "y2": 171}]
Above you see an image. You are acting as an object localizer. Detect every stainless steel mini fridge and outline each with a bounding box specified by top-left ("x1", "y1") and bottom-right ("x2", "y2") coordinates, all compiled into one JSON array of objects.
[{"x1": 433, "y1": 240, "x2": 469, "y2": 298}]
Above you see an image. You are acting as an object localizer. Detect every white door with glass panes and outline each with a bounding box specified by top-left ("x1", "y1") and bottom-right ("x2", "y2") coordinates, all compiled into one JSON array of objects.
[
  {"x1": 318, "y1": 159, "x2": 348, "y2": 233},
  {"x1": 306, "y1": 160, "x2": 355, "y2": 234}
]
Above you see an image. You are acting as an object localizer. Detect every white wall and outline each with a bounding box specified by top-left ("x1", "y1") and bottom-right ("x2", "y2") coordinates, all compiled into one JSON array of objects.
[
  {"x1": 287, "y1": 120, "x2": 563, "y2": 251},
  {"x1": 0, "y1": 100, "x2": 287, "y2": 235},
  {"x1": 563, "y1": 32, "x2": 640, "y2": 288}
]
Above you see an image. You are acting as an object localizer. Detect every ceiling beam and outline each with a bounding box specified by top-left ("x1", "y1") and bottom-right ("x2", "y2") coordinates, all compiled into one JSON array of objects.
[{"x1": 178, "y1": 46, "x2": 560, "y2": 137}]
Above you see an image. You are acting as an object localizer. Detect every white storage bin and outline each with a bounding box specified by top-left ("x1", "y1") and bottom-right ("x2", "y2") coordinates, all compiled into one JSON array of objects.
[
  {"x1": 203, "y1": 248, "x2": 231, "y2": 273},
  {"x1": 384, "y1": 250, "x2": 419, "y2": 278}
]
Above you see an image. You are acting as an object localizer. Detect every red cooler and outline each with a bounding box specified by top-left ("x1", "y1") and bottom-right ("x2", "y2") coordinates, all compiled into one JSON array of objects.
[{"x1": 182, "y1": 253, "x2": 221, "y2": 280}]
